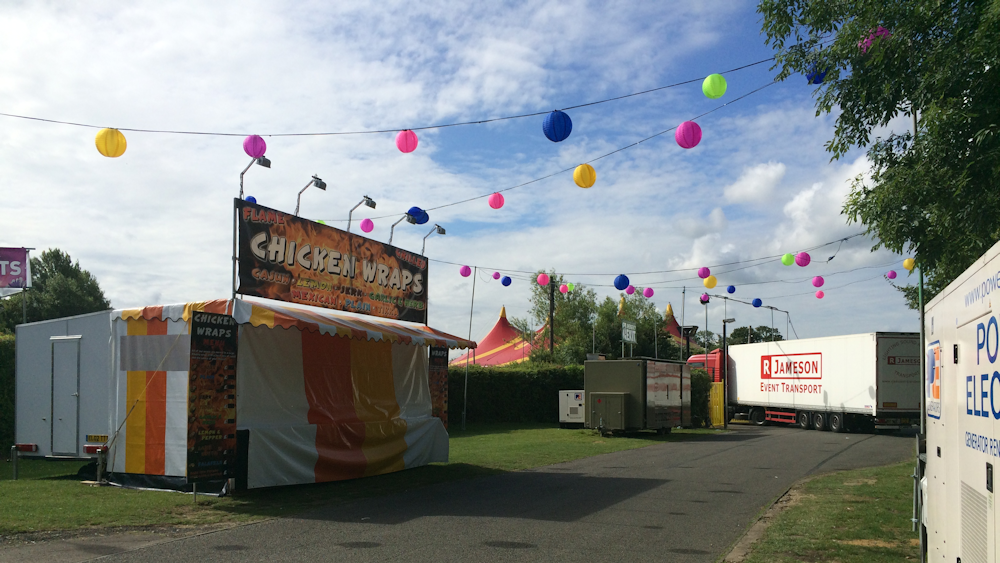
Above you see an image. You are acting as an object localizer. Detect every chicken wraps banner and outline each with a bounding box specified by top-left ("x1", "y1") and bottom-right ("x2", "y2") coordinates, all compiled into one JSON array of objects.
[{"x1": 236, "y1": 199, "x2": 428, "y2": 323}]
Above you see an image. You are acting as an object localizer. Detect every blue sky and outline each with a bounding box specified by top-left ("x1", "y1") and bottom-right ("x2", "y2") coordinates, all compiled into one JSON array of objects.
[{"x1": 0, "y1": 1, "x2": 918, "y2": 345}]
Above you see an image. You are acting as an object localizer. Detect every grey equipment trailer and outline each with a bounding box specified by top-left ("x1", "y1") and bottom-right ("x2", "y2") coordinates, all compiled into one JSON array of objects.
[{"x1": 584, "y1": 358, "x2": 691, "y2": 434}]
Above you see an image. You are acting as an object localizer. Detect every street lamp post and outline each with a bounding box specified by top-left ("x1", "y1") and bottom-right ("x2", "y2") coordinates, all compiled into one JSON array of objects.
[
  {"x1": 294, "y1": 175, "x2": 326, "y2": 216},
  {"x1": 388, "y1": 213, "x2": 417, "y2": 245},
  {"x1": 722, "y1": 317, "x2": 735, "y2": 430}
]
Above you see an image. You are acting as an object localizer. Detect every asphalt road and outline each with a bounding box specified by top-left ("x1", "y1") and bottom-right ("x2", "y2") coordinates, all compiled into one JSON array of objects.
[{"x1": 94, "y1": 425, "x2": 915, "y2": 563}]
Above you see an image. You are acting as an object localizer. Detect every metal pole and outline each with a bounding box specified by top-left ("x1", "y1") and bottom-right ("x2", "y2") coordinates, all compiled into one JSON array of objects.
[
  {"x1": 462, "y1": 267, "x2": 477, "y2": 431},
  {"x1": 238, "y1": 158, "x2": 254, "y2": 200},
  {"x1": 723, "y1": 321, "x2": 729, "y2": 429},
  {"x1": 9, "y1": 446, "x2": 16, "y2": 481},
  {"x1": 919, "y1": 266, "x2": 925, "y2": 436},
  {"x1": 704, "y1": 302, "x2": 709, "y2": 351},
  {"x1": 193, "y1": 483, "x2": 197, "y2": 504},
  {"x1": 549, "y1": 279, "x2": 555, "y2": 355},
  {"x1": 232, "y1": 204, "x2": 238, "y2": 302}
]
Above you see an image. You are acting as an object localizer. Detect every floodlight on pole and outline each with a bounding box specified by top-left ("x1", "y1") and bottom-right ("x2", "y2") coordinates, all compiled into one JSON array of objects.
[
  {"x1": 238, "y1": 156, "x2": 271, "y2": 200},
  {"x1": 421, "y1": 224, "x2": 446, "y2": 255},
  {"x1": 347, "y1": 196, "x2": 376, "y2": 233},
  {"x1": 388, "y1": 213, "x2": 417, "y2": 245},
  {"x1": 294, "y1": 175, "x2": 326, "y2": 217}
]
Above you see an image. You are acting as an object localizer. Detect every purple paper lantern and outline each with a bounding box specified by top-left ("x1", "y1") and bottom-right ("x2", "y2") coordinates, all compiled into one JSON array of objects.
[
  {"x1": 493, "y1": 271, "x2": 501, "y2": 280},
  {"x1": 643, "y1": 287, "x2": 654, "y2": 298},
  {"x1": 626, "y1": 285, "x2": 635, "y2": 295},
  {"x1": 700, "y1": 293, "x2": 710, "y2": 304},
  {"x1": 396, "y1": 130, "x2": 419, "y2": 153},
  {"x1": 675, "y1": 121, "x2": 702, "y2": 149},
  {"x1": 697, "y1": 267, "x2": 711, "y2": 279},
  {"x1": 795, "y1": 252, "x2": 811, "y2": 267},
  {"x1": 460, "y1": 265, "x2": 472, "y2": 277},
  {"x1": 243, "y1": 135, "x2": 267, "y2": 158},
  {"x1": 360, "y1": 218, "x2": 374, "y2": 233},
  {"x1": 886, "y1": 270, "x2": 897, "y2": 279},
  {"x1": 812, "y1": 276, "x2": 825, "y2": 288},
  {"x1": 537, "y1": 273, "x2": 550, "y2": 286}
]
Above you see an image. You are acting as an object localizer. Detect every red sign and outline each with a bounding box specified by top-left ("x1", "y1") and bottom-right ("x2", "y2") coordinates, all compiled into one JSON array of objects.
[
  {"x1": 760, "y1": 353, "x2": 823, "y2": 379},
  {"x1": 0, "y1": 248, "x2": 29, "y2": 289}
]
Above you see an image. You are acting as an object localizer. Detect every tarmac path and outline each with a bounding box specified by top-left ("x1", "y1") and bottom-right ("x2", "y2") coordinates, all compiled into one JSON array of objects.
[{"x1": 7, "y1": 425, "x2": 917, "y2": 563}]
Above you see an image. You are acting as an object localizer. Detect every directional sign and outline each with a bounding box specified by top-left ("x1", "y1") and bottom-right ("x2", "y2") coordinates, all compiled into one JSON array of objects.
[{"x1": 622, "y1": 321, "x2": 637, "y2": 344}]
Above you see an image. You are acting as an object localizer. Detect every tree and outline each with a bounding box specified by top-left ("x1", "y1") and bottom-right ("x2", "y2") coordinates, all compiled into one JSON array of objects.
[
  {"x1": 696, "y1": 330, "x2": 718, "y2": 351},
  {"x1": 511, "y1": 271, "x2": 601, "y2": 365},
  {"x1": 758, "y1": 0, "x2": 1000, "y2": 307},
  {"x1": 591, "y1": 293, "x2": 680, "y2": 361},
  {"x1": 728, "y1": 325, "x2": 785, "y2": 345},
  {"x1": 0, "y1": 249, "x2": 111, "y2": 332}
]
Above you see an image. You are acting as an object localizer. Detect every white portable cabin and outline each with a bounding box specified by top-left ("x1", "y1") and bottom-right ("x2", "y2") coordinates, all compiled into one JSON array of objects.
[
  {"x1": 15, "y1": 310, "x2": 113, "y2": 458},
  {"x1": 924, "y1": 239, "x2": 1000, "y2": 562},
  {"x1": 15, "y1": 298, "x2": 472, "y2": 490}
]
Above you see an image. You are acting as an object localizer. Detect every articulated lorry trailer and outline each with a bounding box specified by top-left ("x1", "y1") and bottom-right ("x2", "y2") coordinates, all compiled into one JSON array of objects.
[{"x1": 726, "y1": 333, "x2": 921, "y2": 432}]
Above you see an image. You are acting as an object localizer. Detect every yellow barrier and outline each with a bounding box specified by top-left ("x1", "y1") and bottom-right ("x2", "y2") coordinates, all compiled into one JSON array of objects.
[{"x1": 709, "y1": 382, "x2": 725, "y2": 428}]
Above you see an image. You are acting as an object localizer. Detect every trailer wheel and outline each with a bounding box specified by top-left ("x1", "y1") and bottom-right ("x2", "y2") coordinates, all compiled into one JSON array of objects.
[
  {"x1": 750, "y1": 408, "x2": 766, "y2": 426},
  {"x1": 812, "y1": 412, "x2": 828, "y2": 431},
  {"x1": 828, "y1": 412, "x2": 845, "y2": 433},
  {"x1": 797, "y1": 411, "x2": 811, "y2": 429}
]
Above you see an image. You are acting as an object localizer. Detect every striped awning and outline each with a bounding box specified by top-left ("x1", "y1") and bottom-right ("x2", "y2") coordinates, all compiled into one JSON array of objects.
[{"x1": 117, "y1": 298, "x2": 474, "y2": 350}]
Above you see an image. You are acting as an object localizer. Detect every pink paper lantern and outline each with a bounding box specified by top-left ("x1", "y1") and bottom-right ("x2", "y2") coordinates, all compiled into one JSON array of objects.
[
  {"x1": 626, "y1": 285, "x2": 635, "y2": 295},
  {"x1": 643, "y1": 287, "x2": 654, "y2": 298},
  {"x1": 559, "y1": 284, "x2": 569, "y2": 294},
  {"x1": 493, "y1": 271, "x2": 501, "y2": 280},
  {"x1": 460, "y1": 265, "x2": 471, "y2": 277},
  {"x1": 488, "y1": 193, "x2": 504, "y2": 209},
  {"x1": 700, "y1": 293, "x2": 710, "y2": 303},
  {"x1": 396, "y1": 130, "x2": 419, "y2": 153},
  {"x1": 886, "y1": 270, "x2": 897, "y2": 279},
  {"x1": 243, "y1": 135, "x2": 267, "y2": 158},
  {"x1": 537, "y1": 273, "x2": 550, "y2": 286},
  {"x1": 795, "y1": 252, "x2": 811, "y2": 267},
  {"x1": 812, "y1": 276, "x2": 824, "y2": 288},
  {"x1": 697, "y1": 267, "x2": 711, "y2": 279},
  {"x1": 360, "y1": 218, "x2": 374, "y2": 233},
  {"x1": 815, "y1": 290, "x2": 825, "y2": 299},
  {"x1": 675, "y1": 121, "x2": 702, "y2": 149}
]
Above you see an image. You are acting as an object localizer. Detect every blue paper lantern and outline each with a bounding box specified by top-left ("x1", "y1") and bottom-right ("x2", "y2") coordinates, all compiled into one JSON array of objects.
[
  {"x1": 501, "y1": 276, "x2": 512, "y2": 287},
  {"x1": 727, "y1": 285, "x2": 736, "y2": 294},
  {"x1": 245, "y1": 196, "x2": 257, "y2": 204},
  {"x1": 752, "y1": 298, "x2": 763, "y2": 308},
  {"x1": 614, "y1": 274, "x2": 630, "y2": 291},
  {"x1": 542, "y1": 110, "x2": 573, "y2": 143},
  {"x1": 806, "y1": 67, "x2": 827, "y2": 84},
  {"x1": 407, "y1": 206, "x2": 429, "y2": 225}
]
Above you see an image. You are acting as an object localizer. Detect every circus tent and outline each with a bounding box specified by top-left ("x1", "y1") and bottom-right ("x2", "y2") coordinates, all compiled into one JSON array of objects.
[{"x1": 450, "y1": 306, "x2": 535, "y2": 366}]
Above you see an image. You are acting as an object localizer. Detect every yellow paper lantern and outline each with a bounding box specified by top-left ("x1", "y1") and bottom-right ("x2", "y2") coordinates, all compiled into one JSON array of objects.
[
  {"x1": 903, "y1": 258, "x2": 915, "y2": 271},
  {"x1": 703, "y1": 275, "x2": 717, "y2": 289},
  {"x1": 573, "y1": 164, "x2": 596, "y2": 188},
  {"x1": 95, "y1": 128, "x2": 127, "y2": 158}
]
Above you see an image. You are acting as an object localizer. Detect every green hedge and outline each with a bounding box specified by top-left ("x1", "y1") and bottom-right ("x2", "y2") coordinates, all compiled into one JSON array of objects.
[
  {"x1": 1, "y1": 334, "x2": 14, "y2": 450},
  {"x1": 690, "y1": 368, "x2": 711, "y2": 428},
  {"x1": 449, "y1": 363, "x2": 584, "y2": 424}
]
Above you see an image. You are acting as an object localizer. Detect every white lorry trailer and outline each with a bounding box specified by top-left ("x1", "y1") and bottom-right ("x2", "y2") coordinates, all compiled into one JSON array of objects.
[
  {"x1": 727, "y1": 333, "x2": 921, "y2": 432},
  {"x1": 923, "y1": 240, "x2": 1000, "y2": 562}
]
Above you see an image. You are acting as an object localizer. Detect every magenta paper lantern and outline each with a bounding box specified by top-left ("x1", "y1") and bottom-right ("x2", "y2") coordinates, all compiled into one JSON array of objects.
[
  {"x1": 537, "y1": 273, "x2": 550, "y2": 286},
  {"x1": 493, "y1": 271, "x2": 501, "y2": 280},
  {"x1": 886, "y1": 270, "x2": 897, "y2": 279},
  {"x1": 626, "y1": 285, "x2": 635, "y2": 295},
  {"x1": 643, "y1": 287, "x2": 654, "y2": 298},
  {"x1": 243, "y1": 135, "x2": 267, "y2": 158},
  {"x1": 675, "y1": 121, "x2": 702, "y2": 149},
  {"x1": 700, "y1": 293, "x2": 710, "y2": 303},
  {"x1": 488, "y1": 192, "x2": 504, "y2": 209},
  {"x1": 795, "y1": 252, "x2": 811, "y2": 267},
  {"x1": 812, "y1": 276, "x2": 824, "y2": 288},
  {"x1": 360, "y1": 218, "x2": 374, "y2": 233},
  {"x1": 460, "y1": 265, "x2": 472, "y2": 277},
  {"x1": 396, "y1": 130, "x2": 419, "y2": 153},
  {"x1": 559, "y1": 284, "x2": 568, "y2": 294},
  {"x1": 815, "y1": 290, "x2": 825, "y2": 299},
  {"x1": 697, "y1": 267, "x2": 711, "y2": 279}
]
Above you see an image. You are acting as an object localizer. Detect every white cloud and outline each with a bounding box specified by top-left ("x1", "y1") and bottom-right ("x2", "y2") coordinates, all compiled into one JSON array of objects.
[{"x1": 724, "y1": 161, "x2": 786, "y2": 203}]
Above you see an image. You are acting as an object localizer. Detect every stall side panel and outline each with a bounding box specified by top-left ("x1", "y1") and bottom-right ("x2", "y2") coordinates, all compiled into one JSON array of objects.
[{"x1": 70, "y1": 313, "x2": 113, "y2": 455}]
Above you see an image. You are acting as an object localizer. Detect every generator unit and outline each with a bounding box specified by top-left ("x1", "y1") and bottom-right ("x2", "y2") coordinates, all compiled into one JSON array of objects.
[
  {"x1": 559, "y1": 390, "x2": 585, "y2": 428},
  {"x1": 584, "y1": 358, "x2": 691, "y2": 433}
]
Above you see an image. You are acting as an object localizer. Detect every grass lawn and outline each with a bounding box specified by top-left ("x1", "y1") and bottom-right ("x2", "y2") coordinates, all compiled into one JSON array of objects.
[
  {"x1": 744, "y1": 460, "x2": 920, "y2": 563},
  {"x1": 0, "y1": 424, "x2": 717, "y2": 535}
]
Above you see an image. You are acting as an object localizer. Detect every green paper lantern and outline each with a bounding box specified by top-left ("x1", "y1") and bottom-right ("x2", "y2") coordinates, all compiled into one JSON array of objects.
[
  {"x1": 781, "y1": 253, "x2": 795, "y2": 266},
  {"x1": 567, "y1": 283, "x2": 575, "y2": 291},
  {"x1": 702, "y1": 73, "x2": 727, "y2": 99}
]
